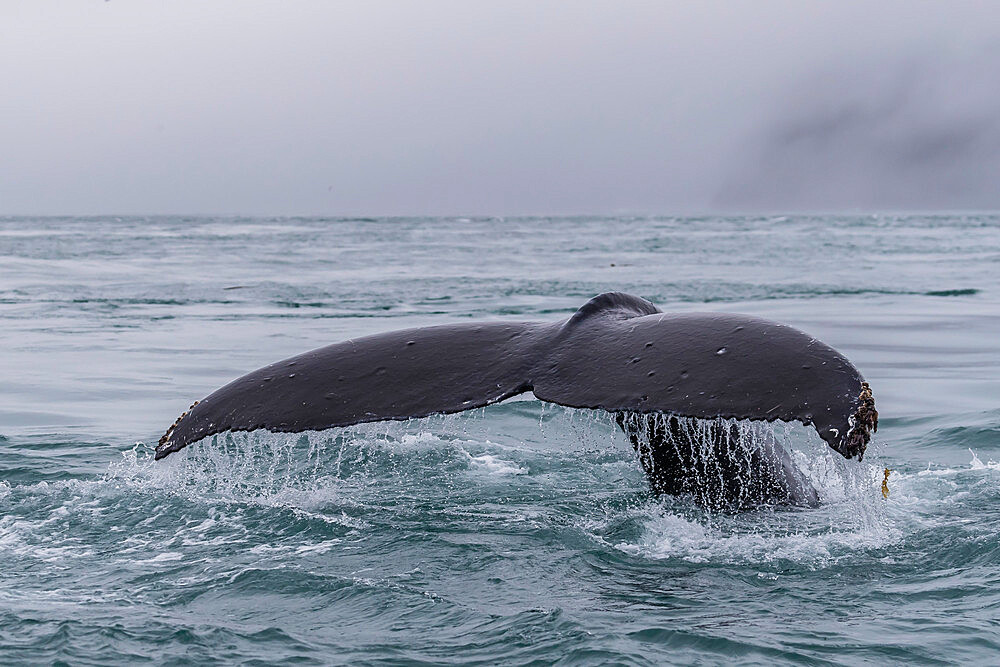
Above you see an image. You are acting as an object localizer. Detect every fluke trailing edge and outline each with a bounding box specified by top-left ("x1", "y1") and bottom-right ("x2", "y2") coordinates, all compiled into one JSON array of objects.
[{"x1": 156, "y1": 293, "x2": 877, "y2": 505}]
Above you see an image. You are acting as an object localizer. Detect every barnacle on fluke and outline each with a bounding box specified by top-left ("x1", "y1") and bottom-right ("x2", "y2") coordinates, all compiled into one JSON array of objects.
[
  {"x1": 158, "y1": 400, "x2": 199, "y2": 448},
  {"x1": 845, "y1": 382, "x2": 878, "y2": 460}
]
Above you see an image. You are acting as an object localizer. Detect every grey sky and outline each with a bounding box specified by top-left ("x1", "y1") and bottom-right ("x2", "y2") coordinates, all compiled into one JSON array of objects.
[{"x1": 2, "y1": 1, "x2": 998, "y2": 215}]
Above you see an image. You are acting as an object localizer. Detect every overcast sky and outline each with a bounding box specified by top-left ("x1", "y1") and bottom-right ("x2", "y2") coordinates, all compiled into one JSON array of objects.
[{"x1": 2, "y1": 1, "x2": 999, "y2": 215}]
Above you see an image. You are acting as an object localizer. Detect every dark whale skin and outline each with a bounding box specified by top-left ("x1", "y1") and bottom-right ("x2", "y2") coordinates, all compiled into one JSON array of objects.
[{"x1": 157, "y1": 293, "x2": 876, "y2": 466}]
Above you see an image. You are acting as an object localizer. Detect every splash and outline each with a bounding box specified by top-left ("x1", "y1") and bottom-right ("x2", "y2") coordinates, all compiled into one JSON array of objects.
[
  {"x1": 106, "y1": 410, "x2": 536, "y2": 512},
  {"x1": 968, "y1": 449, "x2": 1000, "y2": 471},
  {"x1": 587, "y1": 414, "x2": 897, "y2": 567},
  {"x1": 96, "y1": 404, "x2": 906, "y2": 572}
]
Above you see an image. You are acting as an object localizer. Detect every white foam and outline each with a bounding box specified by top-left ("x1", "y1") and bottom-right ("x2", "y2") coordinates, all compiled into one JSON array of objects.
[
  {"x1": 465, "y1": 452, "x2": 527, "y2": 476},
  {"x1": 189, "y1": 518, "x2": 217, "y2": 532},
  {"x1": 0, "y1": 515, "x2": 97, "y2": 562},
  {"x1": 294, "y1": 539, "x2": 342, "y2": 555},
  {"x1": 606, "y1": 498, "x2": 899, "y2": 567},
  {"x1": 138, "y1": 551, "x2": 184, "y2": 564}
]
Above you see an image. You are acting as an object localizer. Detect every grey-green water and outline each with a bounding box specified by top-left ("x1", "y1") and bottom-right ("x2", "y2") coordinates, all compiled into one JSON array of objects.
[{"x1": 1, "y1": 215, "x2": 998, "y2": 664}]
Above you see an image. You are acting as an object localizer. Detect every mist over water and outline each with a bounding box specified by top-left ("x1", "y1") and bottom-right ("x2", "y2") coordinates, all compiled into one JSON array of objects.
[
  {"x1": 4, "y1": 2, "x2": 1000, "y2": 215},
  {"x1": 1, "y1": 215, "x2": 998, "y2": 663},
  {"x1": 718, "y1": 48, "x2": 1000, "y2": 211}
]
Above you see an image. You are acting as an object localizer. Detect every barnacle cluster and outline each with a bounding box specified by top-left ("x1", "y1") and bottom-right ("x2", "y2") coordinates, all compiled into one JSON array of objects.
[
  {"x1": 158, "y1": 400, "x2": 199, "y2": 447},
  {"x1": 844, "y1": 382, "x2": 878, "y2": 459}
]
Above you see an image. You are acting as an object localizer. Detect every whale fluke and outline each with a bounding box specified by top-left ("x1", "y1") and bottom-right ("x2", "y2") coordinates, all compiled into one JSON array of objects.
[{"x1": 156, "y1": 293, "x2": 877, "y2": 475}]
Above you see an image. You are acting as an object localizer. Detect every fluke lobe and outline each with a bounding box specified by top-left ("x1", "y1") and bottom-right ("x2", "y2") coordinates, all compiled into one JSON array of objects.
[{"x1": 156, "y1": 293, "x2": 877, "y2": 506}]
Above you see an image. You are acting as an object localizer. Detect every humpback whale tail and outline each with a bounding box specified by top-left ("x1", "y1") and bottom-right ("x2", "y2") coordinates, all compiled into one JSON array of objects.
[{"x1": 156, "y1": 293, "x2": 876, "y2": 507}]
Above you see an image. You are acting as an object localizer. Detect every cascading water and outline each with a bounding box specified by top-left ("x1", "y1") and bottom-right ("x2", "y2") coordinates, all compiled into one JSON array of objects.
[
  {"x1": 614, "y1": 413, "x2": 826, "y2": 510},
  {"x1": 110, "y1": 402, "x2": 893, "y2": 558}
]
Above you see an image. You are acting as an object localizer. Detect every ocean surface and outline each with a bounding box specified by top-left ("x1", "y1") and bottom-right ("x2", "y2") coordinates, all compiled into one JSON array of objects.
[{"x1": 1, "y1": 214, "x2": 998, "y2": 665}]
